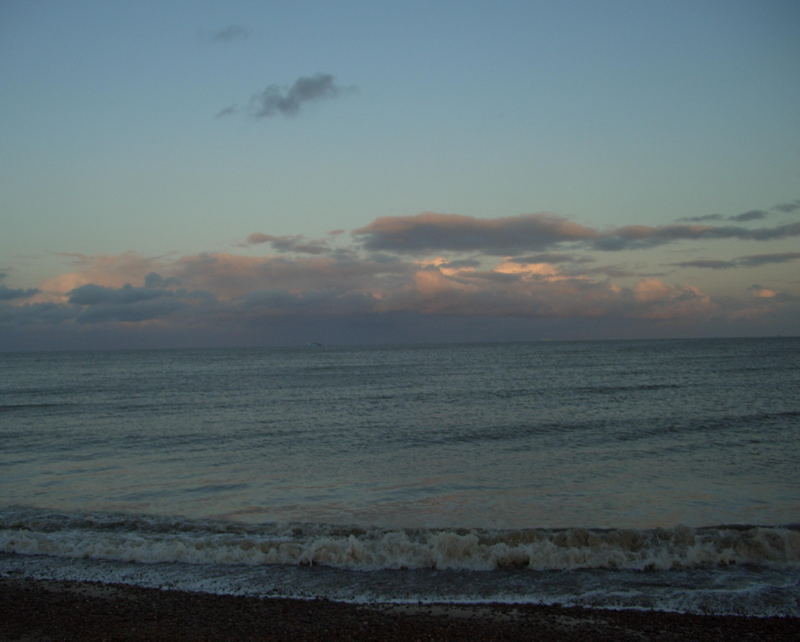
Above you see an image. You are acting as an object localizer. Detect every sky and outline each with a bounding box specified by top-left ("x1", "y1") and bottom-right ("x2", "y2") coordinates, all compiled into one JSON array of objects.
[{"x1": 1, "y1": 0, "x2": 799, "y2": 350}]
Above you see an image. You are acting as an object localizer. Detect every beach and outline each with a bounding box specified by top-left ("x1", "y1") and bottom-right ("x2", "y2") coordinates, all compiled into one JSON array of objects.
[{"x1": 2, "y1": 578, "x2": 799, "y2": 641}]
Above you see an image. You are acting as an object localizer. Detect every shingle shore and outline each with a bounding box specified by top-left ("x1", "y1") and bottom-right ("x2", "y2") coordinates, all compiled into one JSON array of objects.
[{"x1": 1, "y1": 578, "x2": 798, "y2": 641}]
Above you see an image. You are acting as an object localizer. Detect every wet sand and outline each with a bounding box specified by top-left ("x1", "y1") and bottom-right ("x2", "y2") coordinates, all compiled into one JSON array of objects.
[{"x1": 1, "y1": 578, "x2": 798, "y2": 641}]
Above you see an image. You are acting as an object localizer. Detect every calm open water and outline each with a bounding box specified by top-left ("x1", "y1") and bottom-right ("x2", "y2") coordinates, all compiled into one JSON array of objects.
[{"x1": 1, "y1": 338, "x2": 799, "y2": 614}]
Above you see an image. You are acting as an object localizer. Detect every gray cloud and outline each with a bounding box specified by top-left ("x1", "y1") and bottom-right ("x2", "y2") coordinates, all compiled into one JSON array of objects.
[
  {"x1": 677, "y1": 213, "x2": 725, "y2": 222},
  {"x1": 729, "y1": 210, "x2": 769, "y2": 222},
  {"x1": 166, "y1": 252, "x2": 413, "y2": 302},
  {"x1": 75, "y1": 298, "x2": 186, "y2": 324},
  {"x1": 0, "y1": 273, "x2": 38, "y2": 301},
  {"x1": 69, "y1": 283, "x2": 167, "y2": 306},
  {"x1": 678, "y1": 200, "x2": 800, "y2": 222},
  {"x1": 144, "y1": 272, "x2": 181, "y2": 288},
  {"x1": 738, "y1": 252, "x2": 800, "y2": 267},
  {"x1": 211, "y1": 25, "x2": 249, "y2": 43},
  {"x1": 244, "y1": 233, "x2": 330, "y2": 254},
  {"x1": 354, "y1": 213, "x2": 597, "y2": 254},
  {"x1": 0, "y1": 285, "x2": 38, "y2": 301},
  {"x1": 581, "y1": 266, "x2": 662, "y2": 278},
  {"x1": 215, "y1": 105, "x2": 237, "y2": 119},
  {"x1": 679, "y1": 209, "x2": 769, "y2": 223},
  {"x1": 509, "y1": 253, "x2": 594, "y2": 264},
  {"x1": 250, "y1": 74, "x2": 346, "y2": 118},
  {"x1": 732, "y1": 221, "x2": 800, "y2": 241},
  {"x1": 354, "y1": 210, "x2": 800, "y2": 254},
  {"x1": 238, "y1": 289, "x2": 377, "y2": 317},
  {"x1": 670, "y1": 259, "x2": 736, "y2": 270},
  {"x1": 670, "y1": 252, "x2": 800, "y2": 270},
  {"x1": 66, "y1": 282, "x2": 215, "y2": 324},
  {"x1": 0, "y1": 302, "x2": 75, "y2": 327},
  {"x1": 438, "y1": 258, "x2": 482, "y2": 269},
  {"x1": 772, "y1": 199, "x2": 800, "y2": 214},
  {"x1": 593, "y1": 221, "x2": 800, "y2": 250}
]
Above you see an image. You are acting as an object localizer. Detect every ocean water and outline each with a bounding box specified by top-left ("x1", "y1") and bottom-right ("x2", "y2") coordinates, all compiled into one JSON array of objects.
[{"x1": 1, "y1": 338, "x2": 799, "y2": 615}]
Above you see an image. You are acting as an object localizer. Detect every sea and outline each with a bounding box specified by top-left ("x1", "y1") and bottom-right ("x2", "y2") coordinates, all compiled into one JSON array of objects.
[{"x1": 1, "y1": 337, "x2": 798, "y2": 616}]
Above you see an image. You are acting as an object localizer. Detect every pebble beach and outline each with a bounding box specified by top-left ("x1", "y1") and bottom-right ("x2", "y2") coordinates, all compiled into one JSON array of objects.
[{"x1": 2, "y1": 578, "x2": 799, "y2": 641}]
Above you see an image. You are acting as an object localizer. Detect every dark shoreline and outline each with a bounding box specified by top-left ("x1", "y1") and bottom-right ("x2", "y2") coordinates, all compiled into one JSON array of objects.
[{"x1": 1, "y1": 578, "x2": 798, "y2": 641}]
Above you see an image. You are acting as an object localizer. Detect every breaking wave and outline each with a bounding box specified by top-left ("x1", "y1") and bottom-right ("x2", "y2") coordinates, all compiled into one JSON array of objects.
[{"x1": 1, "y1": 508, "x2": 798, "y2": 572}]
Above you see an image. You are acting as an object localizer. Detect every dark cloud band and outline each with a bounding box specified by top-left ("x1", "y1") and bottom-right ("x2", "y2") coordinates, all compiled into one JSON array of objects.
[
  {"x1": 354, "y1": 213, "x2": 596, "y2": 254},
  {"x1": 671, "y1": 252, "x2": 800, "y2": 270},
  {"x1": 0, "y1": 285, "x2": 39, "y2": 301},
  {"x1": 354, "y1": 211, "x2": 800, "y2": 254}
]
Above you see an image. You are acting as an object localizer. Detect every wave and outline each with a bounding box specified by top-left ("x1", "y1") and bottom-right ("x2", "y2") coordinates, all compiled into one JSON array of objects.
[
  {"x1": 1, "y1": 508, "x2": 798, "y2": 572},
  {"x1": 0, "y1": 402, "x2": 72, "y2": 413},
  {"x1": 573, "y1": 384, "x2": 682, "y2": 394}
]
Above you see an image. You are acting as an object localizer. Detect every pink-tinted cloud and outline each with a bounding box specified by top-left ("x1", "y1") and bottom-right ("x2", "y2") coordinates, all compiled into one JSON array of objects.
[
  {"x1": 751, "y1": 286, "x2": 778, "y2": 299},
  {"x1": 34, "y1": 252, "x2": 169, "y2": 303},
  {"x1": 631, "y1": 279, "x2": 715, "y2": 320},
  {"x1": 3, "y1": 198, "x2": 799, "y2": 349},
  {"x1": 6, "y1": 250, "x2": 720, "y2": 330}
]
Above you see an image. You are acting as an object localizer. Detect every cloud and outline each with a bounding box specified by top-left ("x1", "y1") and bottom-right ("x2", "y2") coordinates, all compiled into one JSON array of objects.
[
  {"x1": 4, "y1": 198, "x2": 800, "y2": 349},
  {"x1": 33, "y1": 252, "x2": 170, "y2": 303},
  {"x1": 354, "y1": 210, "x2": 800, "y2": 255},
  {"x1": 74, "y1": 298, "x2": 187, "y2": 324},
  {"x1": 630, "y1": 279, "x2": 714, "y2": 321},
  {"x1": 144, "y1": 272, "x2": 181, "y2": 288},
  {"x1": 677, "y1": 213, "x2": 725, "y2": 222},
  {"x1": 243, "y1": 233, "x2": 330, "y2": 254},
  {"x1": 593, "y1": 221, "x2": 800, "y2": 250},
  {"x1": 678, "y1": 209, "x2": 769, "y2": 223},
  {"x1": 354, "y1": 212, "x2": 597, "y2": 254},
  {"x1": 210, "y1": 25, "x2": 249, "y2": 43},
  {"x1": 68, "y1": 283, "x2": 169, "y2": 306},
  {"x1": 670, "y1": 259, "x2": 736, "y2": 270},
  {"x1": 677, "y1": 200, "x2": 800, "y2": 223},
  {"x1": 581, "y1": 265, "x2": 662, "y2": 278},
  {"x1": 238, "y1": 289, "x2": 377, "y2": 317},
  {"x1": 0, "y1": 285, "x2": 39, "y2": 301},
  {"x1": 0, "y1": 302, "x2": 76, "y2": 327},
  {"x1": 215, "y1": 105, "x2": 237, "y2": 119},
  {"x1": 0, "y1": 273, "x2": 38, "y2": 301},
  {"x1": 65, "y1": 282, "x2": 215, "y2": 325},
  {"x1": 508, "y1": 253, "x2": 594, "y2": 265},
  {"x1": 772, "y1": 199, "x2": 800, "y2": 214},
  {"x1": 505, "y1": 254, "x2": 647, "y2": 278},
  {"x1": 729, "y1": 210, "x2": 769, "y2": 222},
  {"x1": 750, "y1": 285, "x2": 778, "y2": 299},
  {"x1": 738, "y1": 252, "x2": 800, "y2": 267},
  {"x1": 250, "y1": 74, "x2": 348, "y2": 118},
  {"x1": 6, "y1": 250, "x2": 714, "y2": 331},
  {"x1": 670, "y1": 252, "x2": 800, "y2": 270}
]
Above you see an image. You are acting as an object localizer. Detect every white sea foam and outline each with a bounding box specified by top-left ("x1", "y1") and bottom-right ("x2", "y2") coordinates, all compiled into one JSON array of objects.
[
  {"x1": 2, "y1": 509, "x2": 798, "y2": 617},
  {"x1": 1, "y1": 509, "x2": 798, "y2": 572}
]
